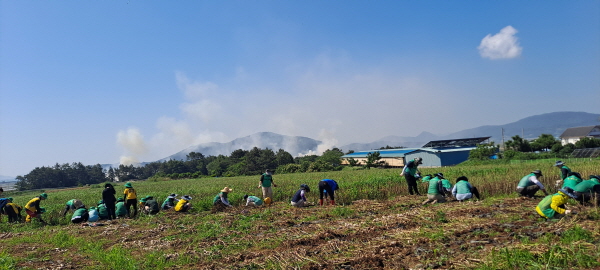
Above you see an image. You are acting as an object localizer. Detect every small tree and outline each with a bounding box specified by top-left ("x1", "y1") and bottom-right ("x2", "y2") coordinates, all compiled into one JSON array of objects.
[
  {"x1": 469, "y1": 142, "x2": 498, "y2": 160},
  {"x1": 364, "y1": 151, "x2": 383, "y2": 169}
]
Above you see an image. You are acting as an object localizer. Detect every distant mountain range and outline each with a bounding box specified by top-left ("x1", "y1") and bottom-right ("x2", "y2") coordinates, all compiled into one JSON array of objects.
[
  {"x1": 343, "y1": 111, "x2": 600, "y2": 151},
  {"x1": 157, "y1": 111, "x2": 600, "y2": 161}
]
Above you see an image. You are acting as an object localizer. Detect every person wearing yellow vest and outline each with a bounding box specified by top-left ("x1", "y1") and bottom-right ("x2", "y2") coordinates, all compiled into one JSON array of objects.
[
  {"x1": 175, "y1": 195, "x2": 192, "y2": 212},
  {"x1": 3, "y1": 197, "x2": 23, "y2": 223},
  {"x1": 123, "y1": 182, "x2": 138, "y2": 218},
  {"x1": 536, "y1": 188, "x2": 578, "y2": 219},
  {"x1": 25, "y1": 193, "x2": 48, "y2": 223}
]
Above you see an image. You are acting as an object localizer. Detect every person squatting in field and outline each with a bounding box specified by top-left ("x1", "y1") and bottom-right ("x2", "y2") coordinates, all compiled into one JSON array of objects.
[
  {"x1": 123, "y1": 182, "x2": 138, "y2": 218},
  {"x1": 61, "y1": 199, "x2": 84, "y2": 217},
  {"x1": 401, "y1": 157, "x2": 423, "y2": 196},
  {"x1": 213, "y1": 187, "x2": 233, "y2": 212},
  {"x1": 572, "y1": 175, "x2": 600, "y2": 206},
  {"x1": 175, "y1": 195, "x2": 192, "y2": 212},
  {"x1": 422, "y1": 174, "x2": 446, "y2": 204},
  {"x1": 554, "y1": 160, "x2": 571, "y2": 181},
  {"x1": 561, "y1": 172, "x2": 583, "y2": 191},
  {"x1": 115, "y1": 198, "x2": 128, "y2": 218},
  {"x1": 516, "y1": 170, "x2": 549, "y2": 198},
  {"x1": 291, "y1": 184, "x2": 310, "y2": 207},
  {"x1": 161, "y1": 193, "x2": 179, "y2": 210},
  {"x1": 451, "y1": 176, "x2": 481, "y2": 202},
  {"x1": 25, "y1": 193, "x2": 47, "y2": 223},
  {"x1": 244, "y1": 195, "x2": 263, "y2": 207},
  {"x1": 141, "y1": 196, "x2": 160, "y2": 215},
  {"x1": 434, "y1": 173, "x2": 453, "y2": 197},
  {"x1": 319, "y1": 179, "x2": 339, "y2": 206},
  {"x1": 259, "y1": 169, "x2": 277, "y2": 201},
  {"x1": 536, "y1": 188, "x2": 578, "y2": 219},
  {"x1": 3, "y1": 198, "x2": 23, "y2": 223},
  {"x1": 71, "y1": 205, "x2": 89, "y2": 224}
]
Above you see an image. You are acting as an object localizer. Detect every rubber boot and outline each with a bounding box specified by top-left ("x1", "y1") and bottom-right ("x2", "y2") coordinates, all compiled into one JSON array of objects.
[
  {"x1": 330, "y1": 200, "x2": 335, "y2": 206},
  {"x1": 319, "y1": 199, "x2": 323, "y2": 206}
]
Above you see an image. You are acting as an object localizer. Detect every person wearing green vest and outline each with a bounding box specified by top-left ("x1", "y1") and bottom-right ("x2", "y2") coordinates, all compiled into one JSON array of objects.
[
  {"x1": 554, "y1": 161, "x2": 571, "y2": 181},
  {"x1": 162, "y1": 193, "x2": 179, "y2": 210},
  {"x1": 401, "y1": 157, "x2": 423, "y2": 196},
  {"x1": 437, "y1": 173, "x2": 453, "y2": 196},
  {"x1": 142, "y1": 196, "x2": 160, "y2": 215},
  {"x1": 536, "y1": 188, "x2": 577, "y2": 219},
  {"x1": 516, "y1": 170, "x2": 549, "y2": 198},
  {"x1": 61, "y1": 199, "x2": 84, "y2": 217},
  {"x1": 561, "y1": 172, "x2": 583, "y2": 190},
  {"x1": 452, "y1": 176, "x2": 481, "y2": 202},
  {"x1": 115, "y1": 198, "x2": 128, "y2": 218},
  {"x1": 573, "y1": 175, "x2": 600, "y2": 205},
  {"x1": 421, "y1": 174, "x2": 433, "y2": 183},
  {"x1": 259, "y1": 169, "x2": 277, "y2": 201},
  {"x1": 422, "y1": 174, "x2": 446, "y2": 204},
  {"x1": 97, "y1": 200, "x2": 109, "y2": 220},
  {"x1": 71, "y1": 206, "x2": 89, "y2": 224},
  {"x1": 213, "y1": 187, "x2": 233, "y2": 212},
  {"x1": 244, "y1": 195, "x2": 264, "y2": 207}
]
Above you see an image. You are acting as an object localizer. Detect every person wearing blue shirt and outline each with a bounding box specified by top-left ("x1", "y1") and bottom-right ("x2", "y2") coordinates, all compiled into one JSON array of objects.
[{"x1": 318, "y1": 179, "x2": 339, "y2": 206}]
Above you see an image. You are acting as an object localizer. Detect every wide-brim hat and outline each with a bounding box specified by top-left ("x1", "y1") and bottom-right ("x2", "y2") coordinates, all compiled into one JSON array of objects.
[
  {"x1": 532, "y1": 170, "x2": 543, "y2": 176},
  {"x1": 558, "y1": 188, "x2": 577, "y2": 199},
  {"x1": 435, "y1": 173, "x2": 444, "y2": 178},
  {"x1": 182, "y1": 195, "x2": 192, "y2": 201},
  {"x1": 140, "y1": 197, "x2": 148, "y2": 203},
  {"x1": 555, "y1": 161, "x2": 564, "y2": 166},
  {"x1": 124, "y1": 182, "x2": 133, "y2": 188},
  {"x1": 221, "y1": 187, "x2": 233, "y2": 193},
  {"x1": 40, "y1": 193, "x2": 48, "y2": 199},
  {"x1": 168, "y1": 193, "x2": 178, "y2": 197}
]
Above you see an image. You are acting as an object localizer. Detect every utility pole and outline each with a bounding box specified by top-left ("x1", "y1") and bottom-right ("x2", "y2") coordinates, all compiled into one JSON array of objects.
[{"x1": 501, "y1": 128, "x2": 505, "y2": 151}]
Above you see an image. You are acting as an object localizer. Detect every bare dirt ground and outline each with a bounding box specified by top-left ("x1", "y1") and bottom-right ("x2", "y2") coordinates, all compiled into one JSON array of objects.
[{"x1": 3, "y1": 195, "x2": 599, "y2": 269}]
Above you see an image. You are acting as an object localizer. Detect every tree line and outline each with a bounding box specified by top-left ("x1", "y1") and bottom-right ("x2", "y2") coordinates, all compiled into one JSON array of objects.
[
  {"x1": 468, "y1": 134, "x2": 600, "y2": 161},
  {"x1": 14, "y1": 147, "x2": 347, "y2": 191}
]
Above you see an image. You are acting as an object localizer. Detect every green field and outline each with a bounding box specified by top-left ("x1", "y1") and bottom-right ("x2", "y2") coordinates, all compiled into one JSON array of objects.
[{"x1": 1, "y1": 159, "x2": 599, "y2": 269}]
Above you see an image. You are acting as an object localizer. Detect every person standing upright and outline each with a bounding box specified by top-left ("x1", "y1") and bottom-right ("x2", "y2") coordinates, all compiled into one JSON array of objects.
[
  {"x1": 102, "y1": 183, "x2": 117, "y2": 220},
  {"x1": 259, "y1": 169, "x2": 277, "y2": 201},
  {"x1": 123, "y1": 182, "x2": 138, "y2": 218},
  {"x1": 401, "y1": 157, "x2": 423, "y2": 196}
]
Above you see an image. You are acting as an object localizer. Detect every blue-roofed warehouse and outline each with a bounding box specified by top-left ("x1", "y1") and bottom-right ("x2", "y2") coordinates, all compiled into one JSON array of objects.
[{"x1": 341, "y1": 137, "x2": 490, "y2": 167}]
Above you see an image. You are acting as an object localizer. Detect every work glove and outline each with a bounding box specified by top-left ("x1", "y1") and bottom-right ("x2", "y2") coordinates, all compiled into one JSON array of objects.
[{"x1": 565, "y1": 210, "x2": 572, "y2": 215}]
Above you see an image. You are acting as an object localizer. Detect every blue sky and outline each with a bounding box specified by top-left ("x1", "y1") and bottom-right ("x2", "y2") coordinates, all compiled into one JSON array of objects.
[{"x1": 1, "y1": 1, "x2": 599, "y2": 177}]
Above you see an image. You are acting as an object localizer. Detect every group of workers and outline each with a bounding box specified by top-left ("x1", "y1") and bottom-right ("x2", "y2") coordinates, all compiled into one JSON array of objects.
[
  {"x1": 402, "y1": 157, "x2": 599, "y2": 220},
  {"x1": 401, "y1": 157, "x2": 482, "y2": 205},
  {"x1": 521, "y1": 161, "x2": 600, "y2": 220},
  {"x1": 0, "y1": 170, "x2": 341, "y2": 224},
  {"x1": 4, "y1": 159, "x2": 596, "y2": 224}
]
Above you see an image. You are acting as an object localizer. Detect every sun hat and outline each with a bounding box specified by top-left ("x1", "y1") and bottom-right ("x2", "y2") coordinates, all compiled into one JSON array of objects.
[
  {"x1": 124, "y1": 182, "x2": 133, "y2": 188},
  {"x1": 300, "y1": 184, "x2": 310, "y2": 192},
  {"x1": 555, "y1": 161, "x2": 564, "y2": 166},
  {"x1": 221, "y1": 187, "x2": 233, "y2": 193},
  {"x1": 415, "y1": 157, "x2": 423, "y2": 164},
  {"x1": 435, "y1": 173, "x2": 444, "y2": 178},
  {"x1": 40, "y1": 193, "x2": 48, "y2": 199},
  {"x1": 182, "y1": 195, "x2": 192, "y2": 201},
  {"x1": 140, "y1": 197, "x2": 148, "y2": 203},
  {"x1": 558, "y1": 188, "x2": 577, "y2": 199},
  {"x1": 167, "y1": 193, "x2": 178, "y2": 198},
  {"x1": 105, "y1": 183, "x2": 114, "y2": 188},
  {"x1": 532, "y1": 170, "x2": 543, "y2": 176},
  {"x1": 7, "y1": 197, "x2": 13, "y2": 202}
]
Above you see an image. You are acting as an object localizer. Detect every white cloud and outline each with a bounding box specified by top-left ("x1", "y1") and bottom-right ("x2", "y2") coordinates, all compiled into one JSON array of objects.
[{"x1": 478, "y1": 26, "x2": 522, "y2": 60}]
